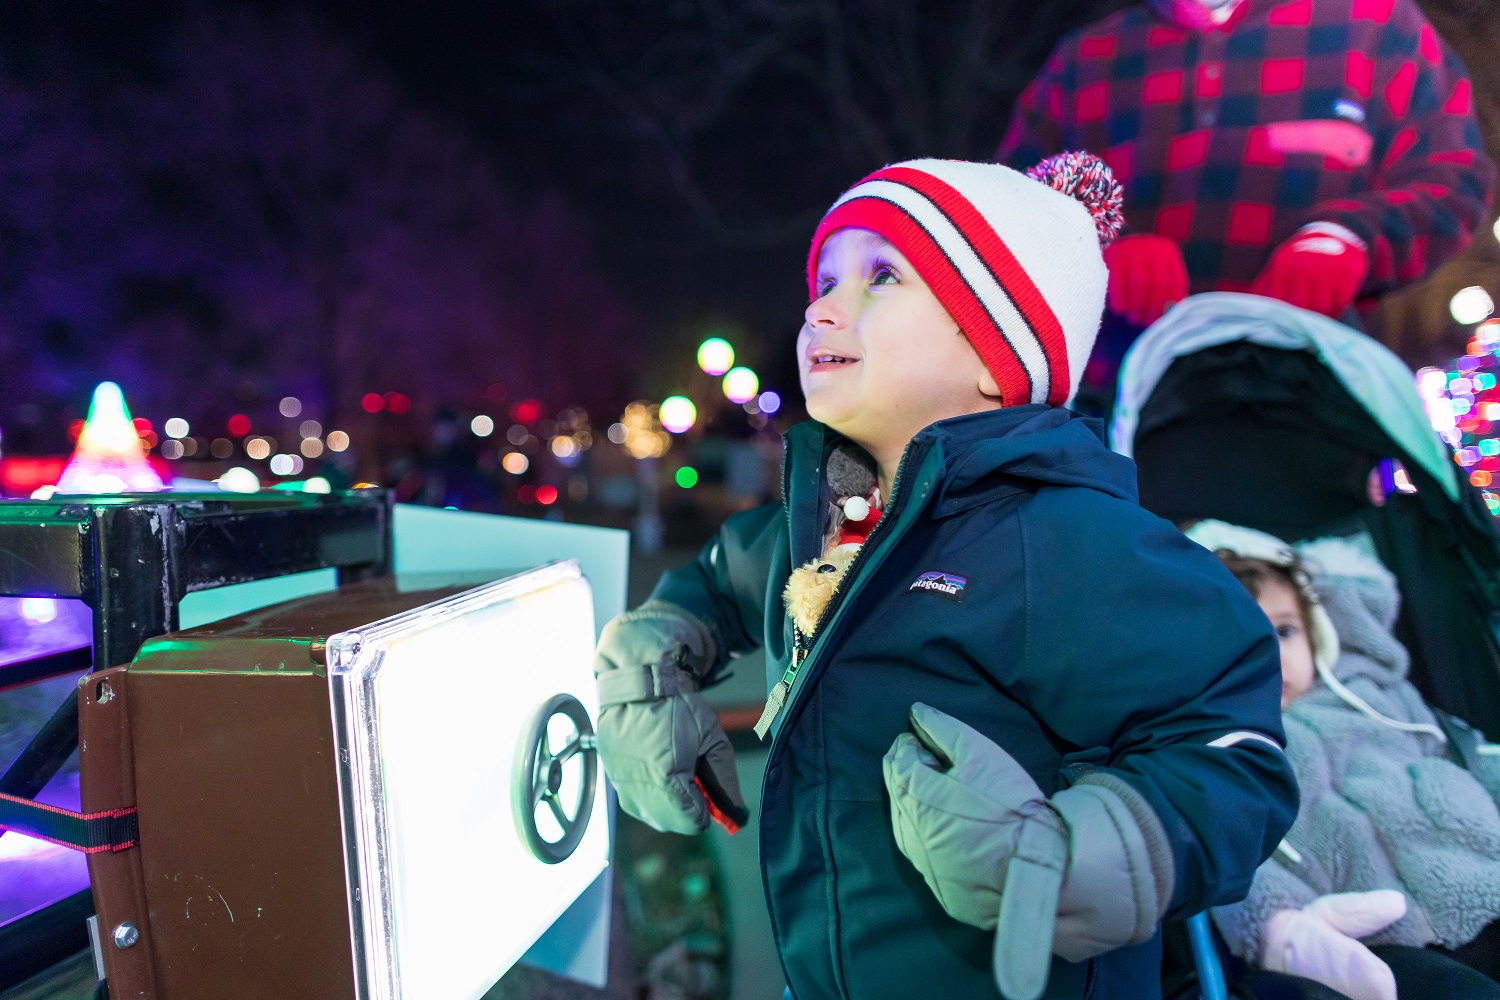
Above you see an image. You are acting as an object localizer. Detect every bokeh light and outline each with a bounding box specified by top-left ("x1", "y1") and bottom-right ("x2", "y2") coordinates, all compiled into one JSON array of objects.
[
  {"x1": 607, "y1": 422, "x2": 628, "y2": 444},
  {"x1": 161, "y1": 440, "x2": 185, "y2": 460},
  {"x1": 758, "y1": 391, "x2": 781, "y2": 415},
  {"x1": 536, "y1": 485, "x2": 559, "y2": 505},
  {"x1": 300, "y1": 438, "x2": 324, "y2": 458},
  {"x1": 245, "y1": 437, "x2": 272, "y2": 460},
  {"x1": 164, "y1": 418, "x2": 190, "y2": 439},
  {"x1": 326, "y1": 431, "x2": 351, "y2": 452},
  {"x1": 675, "y1": 466, "x2": 699, "y2": 488},
  {"x1": 620, "y1": 402, "x2": 671, "y2": 458},
  {"x1": 362, "y1": 393, "x2": 384, "y2": 413},
  {"x1": 1451, "y1": 286, "x2": 1495, "y2": 325},
  {"x1": 218, "y1": 467, "x2": 261, "y2": 493},
  {"x1": 210, "y1": 438, "x2": 234, "y2": 459},
  {"x1": 228, "y1": 413, "x2": 252, "y2": 436},
  {"x1": 300, "y1": 419, "x2": 322, "y2": 438},
  {"x1": 502, "y1": 452, "x2": 530, "y2": 475},
  {"x1": 723, "y1": 367, "x2": 760, "y2": 404},
  {"x1": 511, "y1": 399, "x2": 543, "y2": 424},
  {"x1": 471, "y1": 414, "x2": 495, "y2": 437},
  {"x1": 384, "y1": 392, "x2": 411, "y2": 414},
  {"x1": 660, "y1": 395, "x2": 697, "y2": 434},
  {"x1": 269, "y1": 454, "x2": 304, "y2": 476},
  {"x1": 551, "y1": 436, "x2": 579, "y2": 459},
  {"x1": 279, "y1": 396, "x2": 302, "y2": 418},
  {"x1": 697, "y1": 337, "x2": 735, "y2": 376},
  {"x1": 303, "y1": 477, "x2": 332, "y2": 494}
]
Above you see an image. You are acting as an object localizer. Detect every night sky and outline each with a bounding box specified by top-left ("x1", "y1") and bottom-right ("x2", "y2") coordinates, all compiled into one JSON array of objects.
[{"x1": 0, "y1": 0, "x2": 1128, "y2": 412}]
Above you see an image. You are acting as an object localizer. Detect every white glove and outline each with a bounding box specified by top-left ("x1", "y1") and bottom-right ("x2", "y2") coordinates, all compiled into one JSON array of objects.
[{"x1": 1261, "y1": 891, "x2": 1407, "y2": 1000}]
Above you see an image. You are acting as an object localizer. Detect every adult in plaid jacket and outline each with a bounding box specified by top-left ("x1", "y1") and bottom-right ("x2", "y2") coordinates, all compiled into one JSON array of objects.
[{"x1": 999, "y1": 0, "x2": 1494, "y2": 330}]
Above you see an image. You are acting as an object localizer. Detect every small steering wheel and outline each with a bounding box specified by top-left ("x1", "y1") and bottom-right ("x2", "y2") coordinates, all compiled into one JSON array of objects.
[{"x1": 513, "y1": 693, "x2": 598, "y2": 864}]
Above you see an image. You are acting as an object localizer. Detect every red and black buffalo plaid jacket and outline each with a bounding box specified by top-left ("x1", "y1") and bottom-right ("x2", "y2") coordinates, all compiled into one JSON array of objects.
[{"x1": 999, "y1": 0, "x2": 1494, "y2": 299}]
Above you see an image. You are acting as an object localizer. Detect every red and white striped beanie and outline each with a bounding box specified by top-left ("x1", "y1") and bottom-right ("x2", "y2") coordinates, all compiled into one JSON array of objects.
[{"x1": 806, "y1": 153, "x2": 1124, "y2": 407}]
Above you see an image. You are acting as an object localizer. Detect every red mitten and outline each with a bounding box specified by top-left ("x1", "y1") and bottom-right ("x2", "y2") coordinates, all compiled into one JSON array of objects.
[
  {"x1": 1102, "y1": 234, "x2": 1189, "y2": 326},
  {"x1": 1252, "y1": 224, "x2": 1370, "y2": 318}
]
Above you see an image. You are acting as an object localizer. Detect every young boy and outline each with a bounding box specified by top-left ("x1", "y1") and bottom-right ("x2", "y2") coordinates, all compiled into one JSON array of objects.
[{"x1": 593, "y1": 156, "x2": 1298, "y2": 1000}]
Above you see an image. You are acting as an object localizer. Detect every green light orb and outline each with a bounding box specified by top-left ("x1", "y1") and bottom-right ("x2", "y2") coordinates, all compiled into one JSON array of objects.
[{"x1": 697, "y1": 338, "x2": 735, "y2": 376}]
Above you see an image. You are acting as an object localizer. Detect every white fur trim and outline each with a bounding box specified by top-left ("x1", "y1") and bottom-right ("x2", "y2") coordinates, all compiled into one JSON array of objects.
[
  {"x1": 1185, "y1": 519, "x2": 1295, "y2": 566},
  {"x1": 1295, "y1": 536, "x2": 1396, "y2": 587}
]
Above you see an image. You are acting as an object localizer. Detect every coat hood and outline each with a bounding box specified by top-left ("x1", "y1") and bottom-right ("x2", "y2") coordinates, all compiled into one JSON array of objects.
[{"x1": 924, "y1": 404, "x2": 1139, "y2": 513}]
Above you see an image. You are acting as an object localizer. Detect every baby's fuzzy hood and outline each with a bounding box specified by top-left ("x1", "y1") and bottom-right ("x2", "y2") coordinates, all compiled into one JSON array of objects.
[{"x1": 1296, "y1": 535, "x2": 1409, "y2": 686}]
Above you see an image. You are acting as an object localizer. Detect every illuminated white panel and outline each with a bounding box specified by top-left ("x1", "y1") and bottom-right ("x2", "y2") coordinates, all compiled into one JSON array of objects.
[{"x1": 328, "y1": 562, "x2": 606, "y2": 1000}]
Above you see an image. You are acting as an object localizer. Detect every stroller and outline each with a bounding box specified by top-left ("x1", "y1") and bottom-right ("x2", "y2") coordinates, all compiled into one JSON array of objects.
[
  {"x1": 1112, "y1": 292, "x2": 1500, "y2": 740},
  {"x1": 1110, "y1": 292, "x2": 1500, "y2": 999}
]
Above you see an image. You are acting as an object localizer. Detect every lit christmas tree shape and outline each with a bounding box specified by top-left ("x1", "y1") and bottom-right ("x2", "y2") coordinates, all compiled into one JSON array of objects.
[
  {"x1": 55, "y1": 382, "x2": 165, "y2": 494},
  {"x1": 1417, "y1": 319, "x2": 1500, "y2": 516}
]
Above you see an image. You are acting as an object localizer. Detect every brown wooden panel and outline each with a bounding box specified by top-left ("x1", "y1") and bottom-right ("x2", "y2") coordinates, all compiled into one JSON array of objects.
[{"x1": 129, "y1": 668, "x2": 355, "y2": 1000}]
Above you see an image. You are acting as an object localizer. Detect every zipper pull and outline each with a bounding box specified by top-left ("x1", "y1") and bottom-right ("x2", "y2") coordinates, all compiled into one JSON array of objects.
[
  {"x1": 753, "y1": 680, "x2": 789, "y2": 741},
  {"x1": 755, "y1": 637, "x2": 806, "y2": 740}
]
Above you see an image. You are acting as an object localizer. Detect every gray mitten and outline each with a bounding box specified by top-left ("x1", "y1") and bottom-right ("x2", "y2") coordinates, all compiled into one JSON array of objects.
[
  {"x1": 594, "y1": 601, "x2": 748, "y2": 835},
  {"x1": 883, "y1": 703, "x2": 1175, "y2": 1000}
]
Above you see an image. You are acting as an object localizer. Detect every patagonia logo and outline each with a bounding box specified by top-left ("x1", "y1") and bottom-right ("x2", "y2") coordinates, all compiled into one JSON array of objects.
[
  {"x1": 1333, "y1": 99, "x2": 1366, "y2": 123},
  {"x1": 908, "y1": 571, "x2": 967, "y2": 603}
]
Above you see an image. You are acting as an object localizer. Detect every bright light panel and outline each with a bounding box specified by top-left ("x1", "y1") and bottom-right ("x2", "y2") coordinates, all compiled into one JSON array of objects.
[{"x1": 329, "y1": 563, "x2": 606, "y2": 1000}]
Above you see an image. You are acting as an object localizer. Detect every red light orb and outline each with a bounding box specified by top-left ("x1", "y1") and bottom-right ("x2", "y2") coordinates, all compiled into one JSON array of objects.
[
  {"x1": 536, "y1": 485, "x2": 559, "y2": 506},
  {"x1": 384, "y1": 392, "x2": 411, "y2": 414},
  {"x1": 362, "y1": 393, "x2": 384, "y2": 414},
  {"x1": 227, "y1": 414, "x2": 252, "y2": 436},
  {"x1": 511, "y1": 399, "x2": 542, "y2": 424},
  {"x1": 132, "y1": 417, "x2": 153, "y2": 433}
]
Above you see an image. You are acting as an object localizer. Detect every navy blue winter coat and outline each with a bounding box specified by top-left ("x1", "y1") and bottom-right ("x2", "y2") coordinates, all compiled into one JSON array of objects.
[{"x1": 652, "y1": 405, "x2": 1299, "y2": 1000}]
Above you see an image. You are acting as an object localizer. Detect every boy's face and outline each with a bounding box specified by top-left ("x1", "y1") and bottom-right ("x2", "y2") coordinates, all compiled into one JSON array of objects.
[
  {"x1": 798, "y1": 228, "x2": 1000, "y2": 456},
  {"x1": 1255, "y1": 574, "x2": 1316, "y2": 707}
]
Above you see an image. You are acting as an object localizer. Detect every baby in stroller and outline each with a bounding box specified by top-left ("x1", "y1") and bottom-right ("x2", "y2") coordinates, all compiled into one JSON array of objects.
[
  {"x1": 1188, "y1": 519, "x2": 1500, "y2": 1000},
  {"x1": 1112, "y1": 293, "x2": 1500, "y2": 1000}
]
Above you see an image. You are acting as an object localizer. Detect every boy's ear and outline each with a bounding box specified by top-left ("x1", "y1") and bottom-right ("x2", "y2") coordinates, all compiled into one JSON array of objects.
[{"x1": 978, "y1": 366, "x2": 1003, "y2": 401}]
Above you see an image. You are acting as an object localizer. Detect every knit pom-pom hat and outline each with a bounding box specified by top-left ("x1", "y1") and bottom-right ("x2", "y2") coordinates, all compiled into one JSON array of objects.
[{"x1": 806, "y1": 152, "x2": 1123, "y2": 406}]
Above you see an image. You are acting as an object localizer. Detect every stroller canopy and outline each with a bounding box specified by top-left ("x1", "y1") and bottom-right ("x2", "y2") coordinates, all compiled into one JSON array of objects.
[{"x1": 1111, "y1": 293, "x2": 1500, "y2": 738}]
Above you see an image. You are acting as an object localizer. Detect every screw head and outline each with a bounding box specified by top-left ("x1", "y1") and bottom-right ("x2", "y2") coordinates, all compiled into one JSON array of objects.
[{"x1": 113, "y1": 922, "x2": 139, "y2": 949}]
